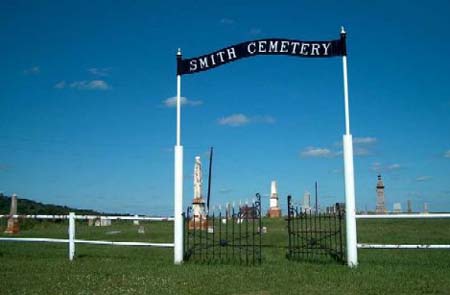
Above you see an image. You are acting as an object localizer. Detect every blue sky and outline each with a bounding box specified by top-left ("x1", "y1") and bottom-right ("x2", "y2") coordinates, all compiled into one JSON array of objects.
[{"x1": 1, "y1": 1, "x2": 449, "y2": 215}]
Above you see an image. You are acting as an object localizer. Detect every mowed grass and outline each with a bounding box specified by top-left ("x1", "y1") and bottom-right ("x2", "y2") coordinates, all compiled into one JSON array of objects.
[{"x1": 1, "y1": 218, "x2": 450, "y2": 294}]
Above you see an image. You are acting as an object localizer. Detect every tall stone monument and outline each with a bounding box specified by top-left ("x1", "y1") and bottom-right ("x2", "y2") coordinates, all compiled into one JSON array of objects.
[
  {"x1": 4, "y1": 194, "x2": 20, "y2": 234},
  {"x1": 375, "y1": 175, "x2": 387, "y2": 214},
  {"x1": 303, "y1": 191, "x2": 311, "y2": 211},
  {"x1": 423, "y1": 202, "x2": 429, "y2": 214},
  {"x1": 189, "y1": 156, "x2": 207, "y2": 230},
  {"x1": 407, "y1": 200, "x2": 412, "y2": 213},
  {"x1": 267, "y1": 180, "x2": 281, "y2": 218},
  {"x1": 393, "y1": 202, "x2": 402, "y2": 213}
]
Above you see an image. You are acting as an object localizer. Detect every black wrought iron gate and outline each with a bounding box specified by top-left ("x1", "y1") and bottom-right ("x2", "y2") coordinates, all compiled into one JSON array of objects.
[
  {"x1": 286, "y1": 195, "x2": 345, "y2": 263},
  {"x1": 184, "y1": 194, "x2": 262, "y2": 265}
]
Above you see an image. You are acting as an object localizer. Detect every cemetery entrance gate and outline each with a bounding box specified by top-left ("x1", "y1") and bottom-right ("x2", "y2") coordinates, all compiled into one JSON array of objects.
[{"x1": 173, "y1": 28, "x2": 359, "y2": 267}]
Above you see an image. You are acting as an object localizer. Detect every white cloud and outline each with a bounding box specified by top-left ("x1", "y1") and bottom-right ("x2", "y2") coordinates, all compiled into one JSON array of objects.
[
  {"x1": 334, "y1": 137, "x2": 377, "y2": 156},
  {"x1": 387, "y1": 163, "x2": 401, "y2": 170},
  {"x1": 371, "y1": 162, "x2": 382, "y2": 172},
  {"x1": 318, "y1": 146, "x2": 370, "y2": 157},
  {"x1": 88, "y1": 67, "x2": 111, "y2": 76},
  {"x1": 163, "y1": 96, "x2": 203, "y2": 108},
  {"x1": 69, "y1": 80, "x2": 110, "y2": 90},
  {"x1": 444, "y1": 150, "x2": 450, "y2": 158},
  {"x1": 23, "y1": 66, "x2": 40, "y2": 75},
  {"x1": 354, "y1": 147, "x2": 371, "y2": 156},
  {"x1": 300, "y1": 147, "x2": 333, "y2": 158},
  {"x1": 332, "y1": 148, "x2": 369, "y2": 157},
  {"x1": 353, "y1": 137, "x2": 377, "y2": 144},
  {"x1": 416, "y1": 176, "x2": 432, "y2": 182},
  {"x1": 218, "y1": 114, "x2": 250, "y2": 127},
  {"x1": 217, "y1": 113, "x2": 275, "y2": 127},
  {"x1": 313, "y1": 136, "x2": 377, "y2": 159},
  {"x1": 334, "y1": 136, "x2": 377, "y2": 154},
  {"x1": 54, "y1": 81, "x2": 66, "y2": 89},
  {"x1": 371, "y1": 162, "x2": 402, "y2": 172},
  {"x1": 220, "y1": 18, "x2": 235, "y2": 25},
  {"x1": 54, "y1": 79, "x2": 110, "y2": 90}
]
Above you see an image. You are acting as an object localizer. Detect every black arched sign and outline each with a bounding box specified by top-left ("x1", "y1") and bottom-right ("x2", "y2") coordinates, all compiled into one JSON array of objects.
[{"x1": 177, "y1": 33, "x2": 346, "y2": 75}]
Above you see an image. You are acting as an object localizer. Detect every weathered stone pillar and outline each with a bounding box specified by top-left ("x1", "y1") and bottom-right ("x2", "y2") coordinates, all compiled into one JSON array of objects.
[
  {"x1": 268, "y1": 180, "x2": 282, "y2": 218},
  {"x1": 5, "y1": 194, "x2": 20, "y2": 234}
]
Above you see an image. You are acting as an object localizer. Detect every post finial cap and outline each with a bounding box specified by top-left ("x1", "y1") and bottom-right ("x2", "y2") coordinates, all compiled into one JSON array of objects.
[{"x1": 177, "y1": 48, "x2": 182, "y2": 56}]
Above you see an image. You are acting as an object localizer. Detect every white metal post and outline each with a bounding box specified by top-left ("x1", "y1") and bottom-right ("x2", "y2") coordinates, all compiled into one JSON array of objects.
[
  {"x1": 174, "y1": 48, "x2": 184, "y2": 264},
  {"x1": 341, "y1": 27, "x2": 358, "y2": 267},
  {"x1": 68, "y1": 212, "x2": 75, "y2": 261}
]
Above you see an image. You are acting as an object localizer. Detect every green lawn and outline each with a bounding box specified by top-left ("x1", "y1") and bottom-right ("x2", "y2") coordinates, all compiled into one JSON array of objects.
[{"x1": 1, "y1": 218, "x2": 450, "y2": 294}]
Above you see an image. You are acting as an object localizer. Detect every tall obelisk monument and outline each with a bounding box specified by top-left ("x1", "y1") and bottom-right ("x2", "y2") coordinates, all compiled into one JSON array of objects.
[
  {"x1": 5, "y1": 193, "x2": 20, "y2": 234},
  {"x1": 375, "y1": 175, "x2": 387, "y2": 214},
  {"x1": 268, "y1": 180, "x2": 282, "y2": 218},
  {"x1": 189, "y1": 156, "x2": 207, "y2": 229}
]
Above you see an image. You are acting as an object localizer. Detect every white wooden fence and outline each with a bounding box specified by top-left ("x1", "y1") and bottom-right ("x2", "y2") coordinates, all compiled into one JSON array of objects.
[
  {"x1": 356, "y1": 213, "x2": 450, "y2": 250},
  {"x1": 0, "y1": 213, "x2": 174, "y2": 260}
]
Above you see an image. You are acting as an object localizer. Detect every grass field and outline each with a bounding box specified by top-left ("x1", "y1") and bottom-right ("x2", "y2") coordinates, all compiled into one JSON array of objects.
[{"x1": 1, "y1": 218, "x2": 450, "y2": 294}]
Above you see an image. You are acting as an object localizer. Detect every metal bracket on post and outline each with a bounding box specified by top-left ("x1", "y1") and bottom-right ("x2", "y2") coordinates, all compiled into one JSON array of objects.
[{"x1": 68, "y1": 212, "x2": 75, "y2": 261}]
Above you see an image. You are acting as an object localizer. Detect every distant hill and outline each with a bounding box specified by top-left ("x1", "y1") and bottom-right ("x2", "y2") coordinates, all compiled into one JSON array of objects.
[{"x1": 0, "y1": 193, "x2": 102, "y2": 215}]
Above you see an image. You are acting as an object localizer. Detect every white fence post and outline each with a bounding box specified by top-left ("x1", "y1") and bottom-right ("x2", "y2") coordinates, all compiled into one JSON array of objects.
[{"x1": 68, "y1": 212, "x2": 75, "y2": 261}]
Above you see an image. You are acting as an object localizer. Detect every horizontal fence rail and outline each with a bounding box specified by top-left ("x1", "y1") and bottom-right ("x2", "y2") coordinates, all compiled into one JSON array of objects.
[
  {"x1": 356, "y1": 214, "x2": 450, "y2": 219},
  {"x1": 0, "y1": 237, "x2": 174, "y2": 248},
  {"x1": 356, "y1": 213, "x2": 450, "y2": 251},
  {"x1": 358, "y1": 244, "x2": 450, "y2": 249},
  {"x1": 0, "y1": 212, "x2": 174, "y2": 260},
  {"x1": 75, "y1": 240, "x2": 173, "y2": 247},
  {"x1": 0, "y1": 237, "x2": 69, "y2": 243},
  {"x1": 0, "y1": 215, "x2": 174, "y2": 221}
]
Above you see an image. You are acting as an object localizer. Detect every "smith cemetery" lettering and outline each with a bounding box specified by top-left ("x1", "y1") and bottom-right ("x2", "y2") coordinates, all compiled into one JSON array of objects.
[{"x1": 188, "y1": 40, "x2": 333, "y2": 72}]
